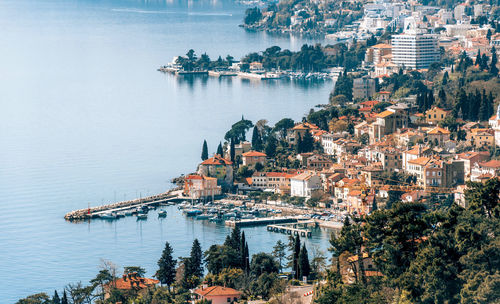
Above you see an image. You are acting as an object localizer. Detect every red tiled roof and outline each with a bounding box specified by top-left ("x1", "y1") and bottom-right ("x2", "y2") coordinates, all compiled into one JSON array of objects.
[
  {"x1": 201, "y1": 154, "x2": 233, "y2": 166},
  {"x1": 242, "y1": 151, "x2": 266, "y2": 157},
  {"x1": 194, "y1": 286, "x2": 241, "y2": 297},
  {"x1": 111, "y1": 275, "x2": 159, "y2": 290}
]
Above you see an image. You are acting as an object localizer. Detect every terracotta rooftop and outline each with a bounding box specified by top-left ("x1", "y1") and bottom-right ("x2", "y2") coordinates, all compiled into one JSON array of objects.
[
  {"x1": 242, "y1": 151, "x2": 267, "y2": 157},
  {"x1": 110, "y1": 273, "x2": 159, "y2": 290},
  {"x1": 480, "y1": 160, "x2": 500, "y2": 169},
  {"x1": 200, "y1": 154, "x2": 233, "y2": 166},
  {"x1": 194, "y1": 286, "x2": 241, "y2": 297},
  {"x1": 427, "y1": 127, "x2": 450, "y2": 135},
  {"x1": 408, "y1": 157, "x2": 431, "y2": 166},
  {"x1": 376, "y1": 110, "x2": 394, "y2": 118}
]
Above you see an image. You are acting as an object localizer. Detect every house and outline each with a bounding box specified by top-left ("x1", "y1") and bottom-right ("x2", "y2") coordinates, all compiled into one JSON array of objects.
[
  {"x1": 377, "y1": 91, "x2": 391, "y2": 102},
  {"x1": 369, "y1": 108, "x2": 408, "y2": 143},
  {"x1": 226, "y1": 141, "x2": 251, "y2": 159},
  {"x1": 426, "y1": 126, "x2": 450, "y2": 145},
  {"x1": 457, "y1": 151, "x2": 490, "y2": 179},
  {"x1": 288, "y1": 122, "x2": 319, "y2": 145},
  {"x1": 290, "y1": 171, "x2": 322, "y2": 198},
  {"x1": 242, "y1": 151, "x2": 267, "y2": 166},
  {"x1": 306, "y1": 154, "x2": 333, "y2": 170},
  {"x1": 251, "y1": 172, "x2": 293, "y2": 193},
  {"x1": 342, "y1": 253, "x2": 383, "y2": 284},
  {"x1": 197, "y1": 155, "x2": 233, "y2": 187},
  {"x1": 193, "y1": 285, "x2": 241, "y2": 304},
  {"x1": 425, "y1": 107, "x2": 448, "y2": 125},
  {"x1": 466, "y1": 128, "x2": 495, "y2": 148},
  {"x1": 184, "y1": 174, "x2": 222, "y2": 199},
  {"x1": 321, "y1": 132, "x2": 344, "y2": 154},
  {"x1": 402, "y1": 145, "x2": 432, "y2": 171},
  {"x1": 488, "y1": 104, "x2": 500, "y2": 146},
  {"x1": 406, "y1": 156, "x2": 432, "y2": 185},
  {"x1": 353, "y1": 76, "x2": 376, "y2": 100},
  {"x1": 471, "y1": 160, "x2": 500, "y2": 182},
  {"x1": 105, "y1": 273, "x2": 158, "y2": 299}
]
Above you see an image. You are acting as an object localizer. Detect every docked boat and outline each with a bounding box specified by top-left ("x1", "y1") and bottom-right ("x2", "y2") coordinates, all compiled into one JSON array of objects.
[
  {"x1": 99, "y1": 212, "x2": 116, "y2": 220},
  {"x1": 158, "y1": 210, "x2": 167, "y2": 217},
  {"x1": 195, "y1": 214, "x2": 211, "y2": 220},
  {"x1": 137, "y1": 214, "x2": 147, "y2": 220},
  {"x1": 124, "y1": 210, "x2": 134, "y2": 216},
  {"x1": 184, "y1": 209, "x2": 202, "y2": 217}
]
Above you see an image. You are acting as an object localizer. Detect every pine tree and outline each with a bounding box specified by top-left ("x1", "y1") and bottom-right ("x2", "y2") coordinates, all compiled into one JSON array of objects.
[
  {"x1": 442, "y1": 71, "x2": 449, "y2": 85},
  {"x1": 438, "y1": 88, "x2": 447, "y2": 107},
  {"x1": 187, "y1": 239, "x2": 204, "y2": 279},
  {"x1": 52, "y1": 290, "x2": 61, "y2": 304},
  {"x1": 272, "y1": 240, "x2": 287, "y2": 273},
  {"x1": 156, "y1": 241, "x2": 177, "y2": 287},
  {"x1": 299, "y1": 244, "x2": 311, "y2": 280},
  {"x1": 481, "y1": 53, "x2": 489, "y2": 70},
  {"x1": 244, "y1": 242, "x2": 250, "y2": 273},
  {"x1": 487, "y1": 29, "x2": 492, "y2": 41},
  {"x1": 216, "y1": 142, "x2": 223, "y2": 156},
  {"x1": 201, "y1": 140, "x2": 208, "y2": 161},
  {"x1": 265, "y1": 135, "x2": 277, "y2": 158},
  {"x1": 490, "y1": 47, "x2": 498, "y2": 76}
]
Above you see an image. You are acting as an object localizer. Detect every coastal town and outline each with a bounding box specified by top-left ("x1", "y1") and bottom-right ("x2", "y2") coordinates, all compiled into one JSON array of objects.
[{"x1": 17, "y1": 0, "x2": 500, "y2": 303}]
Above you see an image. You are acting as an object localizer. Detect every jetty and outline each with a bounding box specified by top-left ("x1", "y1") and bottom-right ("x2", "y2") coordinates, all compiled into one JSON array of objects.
[
  {"x1": 225, "y1": 215, "x2": 307, "y2": 228},
  {"x1": 64, "y1": 188, "x2": 184, "y2": 221},
  {"x1": 267, "y1": 220, "x2": 317, "y2": 238}
]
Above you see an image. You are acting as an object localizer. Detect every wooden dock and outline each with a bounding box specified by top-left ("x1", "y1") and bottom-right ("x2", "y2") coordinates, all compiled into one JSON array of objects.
[
  {"x1": 64, "y1": 188, "x2": 184, "y2": 221},
  {"x1": 225, "y1": 216, "x2": 306, "y2": 228},
  {"x1": 267, "y1": 220, "x2": 316, "y2": 238}
]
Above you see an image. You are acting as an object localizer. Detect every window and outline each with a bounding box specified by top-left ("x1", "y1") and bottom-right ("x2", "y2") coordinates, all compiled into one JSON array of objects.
[{"x1": 227, "y1": 297, "x2": 231, "y2": 302}]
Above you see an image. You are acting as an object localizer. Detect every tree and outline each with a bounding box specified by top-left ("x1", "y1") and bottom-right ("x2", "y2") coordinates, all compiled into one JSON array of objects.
[
  {"x1": 442, "y1": 71, "x2": 449, "y2": 85},
  {"x1": 273, "y1": 118, "x2": 294, "y2": 139},
  {"x1": 156, "y1": 241, "x2": 177, "y2": 287},
  {"x1": 52, "y1": 291, "x2": 61, "y2": 304},
  {"x1": 272, "y1": 240, "x2": 287, "y2": 273},
  {"x1": 292, "y1": 235, "x2": 301, "y2": 279},
  {"x1": 298, "y1": 244, "x2": 311, "y2": 280},
  {"x1": 90, "y1": 269, "x2": 112, "y2": 302},
  {"x1": 301, "y1": 131, "x2": 314, "y2": 153},
  {"x1": 333, "y1": 73, "x2": 353, "y2": 101},
  {"x1": 216, "y1": 142, "x2": 223, "y2": 156},
  {"x1": 201, "y1": 140, "x2": 208, "y2": 161},
  {"x1": 225, "y1": 118, "x2": 253, "y2": 143},
  {"x1": 61, "y1": 291, "x2": 68, "y2": 304},
  {"x1": 204, "y1": 244, "x2": 240, "y2": 275},
  {"x1": 183, "y1": 239, "x2": 204, "y2": 289},
  {"x1": 490, "y1": 46, "x2": 498, "y2": 76},
  {"x1": 265, "y1": 134, "x2": 277, "y2": 158},
  {"x1": 240, "y1": 231, "x2": 250, "y2": 272},
  {"x1": 123, "y1": 266, "x2": 146, "y2": 277},
  {"x1": 251, "y1": 126, "x2": 263, "y2": 151},
  {"x1": 244, "y1": 7, "x2": 262, "y2": 25},
  {"x1": 16, "y1": 293, "x2": 50, "y2": 304},
  {"x1": 230, "y1": 138, "x2": 235, "y2": 162},
  {"x1": 250, "y1": 252, "x2": 279, "y2": 276}
]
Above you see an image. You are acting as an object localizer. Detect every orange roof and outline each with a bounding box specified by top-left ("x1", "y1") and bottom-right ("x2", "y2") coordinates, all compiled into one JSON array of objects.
[
  {"x1": 201, "y1": 154, "x2": 233, "y2": 166},
  {"x1": 111, "y1": 274, "x2": 159, "y2": 290},
  {"x1": 372, "y1": 43, "x2": 392, "y2": 49},
  {"x1": 360, "y1": 100, "x2": 380, "y2": 107},
  {"x1": 408, "y1": 157, "x2": 431, "y2": 166},
  {"x1": 195, "y1": 286, "x2": 241, "y2": 297},
  {"x1": 245, "y1": 177, "x2": 253, "y2": 185},
  {"x1": 292, "y1": 122, "x2": 319, "y2": 130},
  {"x1": 185, "y1": 174, "x2": 216, "y2": 181},
  {"x1": 480, "y1": 160, "x2": 500, "y2": 169},
  {"x1": 242, "y1": 151, "x2": 266, "y2": 157},
  {"x1": 427, "y1": 127, "x2": 450, "y2": 135},
  {"x1": 378, "y1": 91, "x2": 391, "y2": 94},
  {"x1": 376, "y1": 110, "x2": 393, "y2": 118}
]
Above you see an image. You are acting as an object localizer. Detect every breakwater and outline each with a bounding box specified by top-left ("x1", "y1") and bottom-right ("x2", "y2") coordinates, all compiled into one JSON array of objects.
[{"x1": 64, "y1": 188, "x2": 183, "y2": 221}]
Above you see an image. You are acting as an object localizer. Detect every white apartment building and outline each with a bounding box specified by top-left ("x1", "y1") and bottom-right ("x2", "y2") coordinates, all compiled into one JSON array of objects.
[{"x1": 391, "y1": 33, "x2": 440, "y2": 69}]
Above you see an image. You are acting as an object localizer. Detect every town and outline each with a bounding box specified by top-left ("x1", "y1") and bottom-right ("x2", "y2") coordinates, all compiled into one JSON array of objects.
[{"x1": 18, "y1": 0, "x2": 500, "y2": 303}]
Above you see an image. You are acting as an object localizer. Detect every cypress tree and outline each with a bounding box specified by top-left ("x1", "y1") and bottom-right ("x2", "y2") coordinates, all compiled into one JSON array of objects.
[
  {"x1": 490, "y1": 47, "x2": 498, "y2": 76},
  {"x1": 442, "y1": 71, "x2": 449, "y2": 85},
  {"x1": 251, "y1": 126, "x2": 262, "y2": 151},
  {"x1": 240, "y1": 231, "x2": 246, "y2": 267},
  {"x1": 481, "y1": 53, "x2": 489, "y2": 70},
  {"x1": 298, "y1": 244, "x2": 311, "y2": 280},
  {"x1": 293, "y1": 235, "x2": 301, "y2": 279},
  {"x1": 244, "y1": 242, "x2": 250, "y2": 273},
  {"x1": 229, "y1": 226, "x2": 241, "y2": 251},
  {"x1": 216, "y1": 142, "x2": 223, "y2": 156},
  {"x1": 201, "y1": 140, "x2": 208, "y2": 161},
  {"x1": 479, "y1": 91, "x2": 489, "y2": 121},
  {"x1": 295, "y1": 133, "x2": 303, "y2": 154},
  {"x1": 438, "y1": 88, "x2": 447, "y2": 107},
  {"x1": 61, "y1": 291, "x2": 68, "y2": 304},
  {"x1": 230, "y1": 138, "x2": 235, "y2": 162},
  {"x1": 265, "y1": 135, "x2": 277, "y2": 158},
  {"x1": 302, "y1": 131, "x2": 315, "y2": 153},
  {"x1": 156, "y1": 241, "x2": 177, "y2": 287},
  {"x1": 475, "y1": 49, "x2": 482, "y2": 66},
  {"x1": 52, "y1": 290, "x2": 61, "y2": 304}
]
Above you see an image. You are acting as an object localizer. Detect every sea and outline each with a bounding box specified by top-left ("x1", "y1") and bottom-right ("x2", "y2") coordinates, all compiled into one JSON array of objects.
[{"x1": 0, "y1": 0, "x2": 335, "y2": 301}]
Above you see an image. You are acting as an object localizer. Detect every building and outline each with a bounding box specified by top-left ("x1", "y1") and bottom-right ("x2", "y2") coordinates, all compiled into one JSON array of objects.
[
  {"x1": 288, "y1": 122, "x2": 319, "y2": 145},
  {"x1": 242, "y1": 151, "x2": 267, "y2": 166},
  {"x1": 251, "y1": 172, "x2": 293, "y2": 193},
  {"x1": 306, "y1": 154, "x2": 333, "y2": 170},
  {"x1": 369, "y1": 108, "x2": 409, "y2": 143},
  {"x1": 466, "y1": 129, "x2": 495, "y2": 148},
  {"x1": 105, "y1": 273, "x2": 159, "y2": 299},
  {"x1": 197, "y1": 155, "x2": 233, "y2": 187},
  {"x1": 391, "y1": 33, "x2": 440, "y2": 69},
  {"x1": 425, "y1": 107, "x2": 448, "y2": 125},
  {"x1": 226, "y1": 141, "x2": 251, "y2": 159},
  {"x1": 353, "y1": 76, "x2": 376, "y2": 100},
  {"x1": 184, "y1": 174, "x2": 221, "y2": 199},
  {"x1": 471, "y1": 160, "x2": 500, "y2": 181},
  {"x1": 402, "y1": 145, "x2": 432, "y2": 171},
  {"x1": 290, "y1": 171, "x2": 322, "y2": 198},
  {"x1": 457, "y1": 151, "x2": 490, "y2": 179},
  {"x1": 193, "y1": 286, "x2": 242, "y2": 304},
  {"x1": 365, "y1": 43, "x2": 392, "y2": 65},
  {"x1": 489, "y1": 104, "x2": 500, "y2": 146},
  {"x1": 426, "y1": 126, "x2": 451, "y2": 146}
]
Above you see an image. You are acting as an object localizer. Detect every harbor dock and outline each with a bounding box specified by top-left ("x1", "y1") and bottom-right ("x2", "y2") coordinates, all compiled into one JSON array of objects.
[
  {"x1": 266, "y1": 220, "x2": 317, "y2": 238},
  {"x1": 64, "y1": 188, "x2": 183, "y2": 221},
  {"x1": 225, "y1": 216, "x2": 307, "y2": 227}
]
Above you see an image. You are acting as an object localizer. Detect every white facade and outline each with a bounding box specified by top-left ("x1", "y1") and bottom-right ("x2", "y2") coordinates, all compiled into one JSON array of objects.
[
  {"x1": 391, "y1": 33, "x2": 440, "y2": 69},
  {"x1": 290, "y1": 172, "x2": 322, "y2": 198}
]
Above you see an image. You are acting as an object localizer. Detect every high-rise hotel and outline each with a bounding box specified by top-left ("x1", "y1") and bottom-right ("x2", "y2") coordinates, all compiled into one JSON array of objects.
[{"x1": 391, "y1": 33, "x2": 440, "y2": 69}]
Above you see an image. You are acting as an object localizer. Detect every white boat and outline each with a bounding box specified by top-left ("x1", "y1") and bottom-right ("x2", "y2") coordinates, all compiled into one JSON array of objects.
[
  {"x1": 137, "y1": 214, "x2": 147, "y2": 220},
  {"x1": 99, "y1": 212, "x2": 116, "y2": 220},
  {"x1": 158, "y1": 210, "x2": 167, "y2": 217}
]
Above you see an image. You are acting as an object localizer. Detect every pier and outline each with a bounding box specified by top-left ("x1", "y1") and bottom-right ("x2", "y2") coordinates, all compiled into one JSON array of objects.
[
  {"x1": 267, "y1": 220, "x2": 316, "y2": 238},
  {"x1": 225, "y1": 216, "x2": 307, "y2": 228},
  {"x1": 64, "y1": 188, "x2": 184, "y2": 221}
]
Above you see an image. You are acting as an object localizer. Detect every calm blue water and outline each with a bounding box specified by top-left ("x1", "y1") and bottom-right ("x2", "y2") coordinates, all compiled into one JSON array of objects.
[{"x1": 0, "y1": 0, "x2": 333, "y2": 301}]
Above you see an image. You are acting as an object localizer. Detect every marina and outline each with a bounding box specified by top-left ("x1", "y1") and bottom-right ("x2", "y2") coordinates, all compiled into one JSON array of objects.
[{"x1": 266, "y1": 220, "x2": 317, "y2": 238}]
